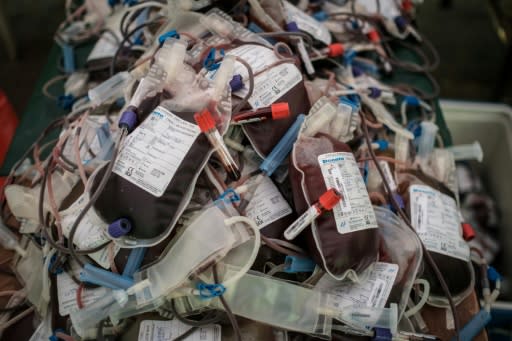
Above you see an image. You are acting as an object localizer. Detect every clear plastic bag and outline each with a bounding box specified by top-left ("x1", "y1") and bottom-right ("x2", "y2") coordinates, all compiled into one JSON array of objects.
[{"x1": 374, "y1": 206, "x2": 423, "y2": 319}]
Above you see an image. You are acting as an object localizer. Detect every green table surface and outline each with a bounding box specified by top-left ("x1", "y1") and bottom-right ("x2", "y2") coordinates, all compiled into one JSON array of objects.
[{"x1": 0, "y1": 42, "x2": 452, "y2": 175}]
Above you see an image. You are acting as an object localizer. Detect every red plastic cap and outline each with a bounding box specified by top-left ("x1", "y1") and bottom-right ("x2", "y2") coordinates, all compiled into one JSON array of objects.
[
  {"x1": 319, "y1": 189, "x2": 342, "y2": 211},
  {"x1": 0, "y1": 90, "x2": 18, "y2": 168},
  {"x1": 462, "y1": 223, "x2": 476, "y2": 241},
  {"x1": 402, "y1": 0, "x2": 413, "y2": 12},
  {"x1": 367, "y1": 29, "x2": 380, "y2": 43},
  {"x1": 194, "y1": 109, "x2": 215, "y2": 132},
  {"x1": 271, "y1": 102, "x2": 290, "y2": 120},
  {"x1": 327, "y1": 43, "x2": 344, "y2": 58}
]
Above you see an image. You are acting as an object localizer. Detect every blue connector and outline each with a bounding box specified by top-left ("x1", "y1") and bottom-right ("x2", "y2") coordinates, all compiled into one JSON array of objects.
[
  {"x1": 343, "y1": 49, "x2": 357, "y2": 65},
  {"x1": 132, "y1": 8, "x2": 149, "y2": 44},
  {"x1": 352, "y1": 59, "x2": 379, "y2": 75},
  {"x1": 450, "y1": 309, "x2": 492, "y2": 341},
  {"x1": 80, "y1": 263, "x2": 134, "y2": 290},
  {"x1": 313, "y1": 11, "x2": 328, "y2": 22},
  {"x1": 283, "y1": 256, "x2": 316, "y2": 273},
  {"x1": 48, "y1": 254, "x2": 64, "y2": 275},
  {"x1": 203, "y1": 48, "x2": 224, "y2": 71},
  {"x1": 197, "y1": 283, "x2": 226, "y2": 300},
  {"x1": 339, "y1": 96, "x2": 359, "y2": 113},
  {"x1": 372, "y1": 327, "x2": 392, "y2": 341},
  {"x1": 487, "y1": 266, "x2": 501, "y2": 282},
  {"x1": 158, "y1": 30, "x2": 180, "y2": 45},
  {"x1": 61, "y1": 44, "x2": 75, "y2": 73},
  {"x1": 362, "y1": 160, "x2": 369, "y2": 185},
  {"x1": 122, "y1": 248, "x2": 146, "y2": 277},
  {"x1": 217, "y1": 188, "x2": 241, "y2": 204},
  {"x1": 374, "y1": 139, "x2": 389, "y2": 151},
  {"x1": 260, "y1": 114, "x2": 305, "y2": 176},
  {"x1": 404, "y1": 95, "x2": 420, "y2": 106},
  {"x1": 57, "y1": 94, "x2": 75, "y2": 110}
]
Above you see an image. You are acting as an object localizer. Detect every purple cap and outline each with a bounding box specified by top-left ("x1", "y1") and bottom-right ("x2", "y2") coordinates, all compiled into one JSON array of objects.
[
  {"x1": 392, "y1": 193, "x2": 405, "y2": 210},
  {"x1": 285, "y1": 21, "x2": 300, "y2": 32},
  {"x1": 119, "y1": 108, "x2": 138, "y2": 132},
  {"x1": 230, "y1": 74, "x2": 244, "y2": 92},
  {"x1": 352, "y1": 65, "x2": 363, "y2": 77},
  {"x1": 368, "y1": 86, "x2": 382, "y2": 98},
  {"x1": 394, "y1": 16, "x2": 407, "y2": 31},
  {"x1": 108, "y1": 218, "x2": 132, "y2": 238}
]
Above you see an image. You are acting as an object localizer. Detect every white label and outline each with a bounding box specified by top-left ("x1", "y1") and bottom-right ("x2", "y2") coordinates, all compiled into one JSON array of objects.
[
  {"x1": 114, "y1": 106, "x2": 200, "y2": 197},
  {"x1": 138, "y1": 320, "x2": 221, "y2": 341},
  {"x1": 318, "y1": 153, "x2": 378, "y2": 234},
  {"x1": 410, "y1": 185, "x2": 470, "y2": 261},
  {"x1": 284, "y1": 205, "x2": 319, "y2": 240},
  {"x1": 57, "y1": 266, "x2": 108, "y2": 316},
  {"x1": 379, "y1": 161, "x2": 397, "y2": 192},
  {"x1": 221, "y1": 45, "x2": 302, "y2": 109},
  {"x1": 60, "y1": 195, "x2": 119, "y2": 268},
  {"x1": 245, "y1": 176, "x2": 292, "y2": 229},
  {"x1": 284, "y1": 1, "x2": 332, "y2": 45},
  {"x1": 322, "y1": 262, "x2": 399, "y2": 310}
]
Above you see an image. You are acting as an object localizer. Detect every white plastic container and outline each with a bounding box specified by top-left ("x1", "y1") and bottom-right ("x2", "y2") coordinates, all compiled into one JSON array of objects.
[{"x1": 441, "y1": 100, "x2": 512, "y2": 297}]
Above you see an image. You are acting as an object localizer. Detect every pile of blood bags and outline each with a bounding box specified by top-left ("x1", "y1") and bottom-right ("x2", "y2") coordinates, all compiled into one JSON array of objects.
[{"x1": 0, "y1": 1, "x2": 501, "y2": 340}]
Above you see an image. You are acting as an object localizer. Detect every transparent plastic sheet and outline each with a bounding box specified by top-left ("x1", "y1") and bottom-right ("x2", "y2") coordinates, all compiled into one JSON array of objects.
[
  {"x1": 15, "y1": 241, "x2": 48, "y2": 316},
  {"x1": 188, "y1": 8, "x2": 272, "y2": 68},
  {"x1": 247, "y1": 0, "x2": 283, "y2": 32},
  {"x1": 91, "y1": 51, "x2": 234, "y2": 247},
  {"x1": 374, "y1": 206, "x2": 423, "y2": 319},
  {"x1": 131, "y1": 203, "x2": 240, "y2": 305},
  {"x1": 396, "y1": 170, "x2": 474, "y2": 306},
  {"x1": 5, "y1": 171, "x2": 79, "y2": 224},
  {"x1": 300, "y1": 96, "x2": 359, "y2": 143},
  {"x1": 290, "y1": 131, "x2": 379, "y2": 280},
  {"x1": 71, "y1": 201, "x2": 251, "y2": 333},
  {"x1": 183, "y1": 267, "x2": 333, "y2": 338}
]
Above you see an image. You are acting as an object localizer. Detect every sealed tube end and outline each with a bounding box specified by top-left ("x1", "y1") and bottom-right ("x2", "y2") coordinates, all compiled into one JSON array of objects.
[
  {"x1": 88, "y1": 72, "x2": 132, "y2": 107},
  {"x1": 417, "y1": 121, "x2": 439, "y2": 158},
  {"x1": 156, "y1": 38, "x2": 187, "y2": 83},
  {"x1": 447, "y1": 141, "x2": 483, "y2": 162}
]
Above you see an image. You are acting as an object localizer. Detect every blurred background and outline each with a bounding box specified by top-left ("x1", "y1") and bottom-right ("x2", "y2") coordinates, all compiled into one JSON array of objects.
[{"x1": 0, "y1": 0, "x2": 510, "y2": 113}]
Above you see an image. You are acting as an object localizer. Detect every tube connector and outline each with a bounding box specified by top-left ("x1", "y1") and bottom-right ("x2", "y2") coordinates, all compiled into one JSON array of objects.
[
  {"x1": 89, "y1": 72, "x2": 132, "y2": 107},
  {"x1": 108, "y1": 218, "x2": 133, "y2": 238},
  {"x1": 156, "y1": 38, "x2": 187, "y2": 83},
  {"x1": 212, "y1": 55, "x2": 235, "y2": 101},
  {"x1": 260, "y1": 114, "x2": 305, "y2": 176},
  {"x1": 79, "y1": 263, "x2": 134, "y2": 290},
  {"x1": 118, "y1": 108, "x2": 138, "y2": 133}
]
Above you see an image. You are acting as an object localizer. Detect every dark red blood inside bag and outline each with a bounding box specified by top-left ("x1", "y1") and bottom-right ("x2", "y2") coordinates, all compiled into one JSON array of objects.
[
  {"x1": 242, "y1": 81, "x2": 311, "y2": 157},
  {"x1": 289, "y1": 133, "x2": 379, "y2": 277},
  {"x1": 397, "y1": 169, "x2": 473, "y2": 298},
  {"x1": 91, "y1": 110, "x2": 211, "y2": 241}
]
